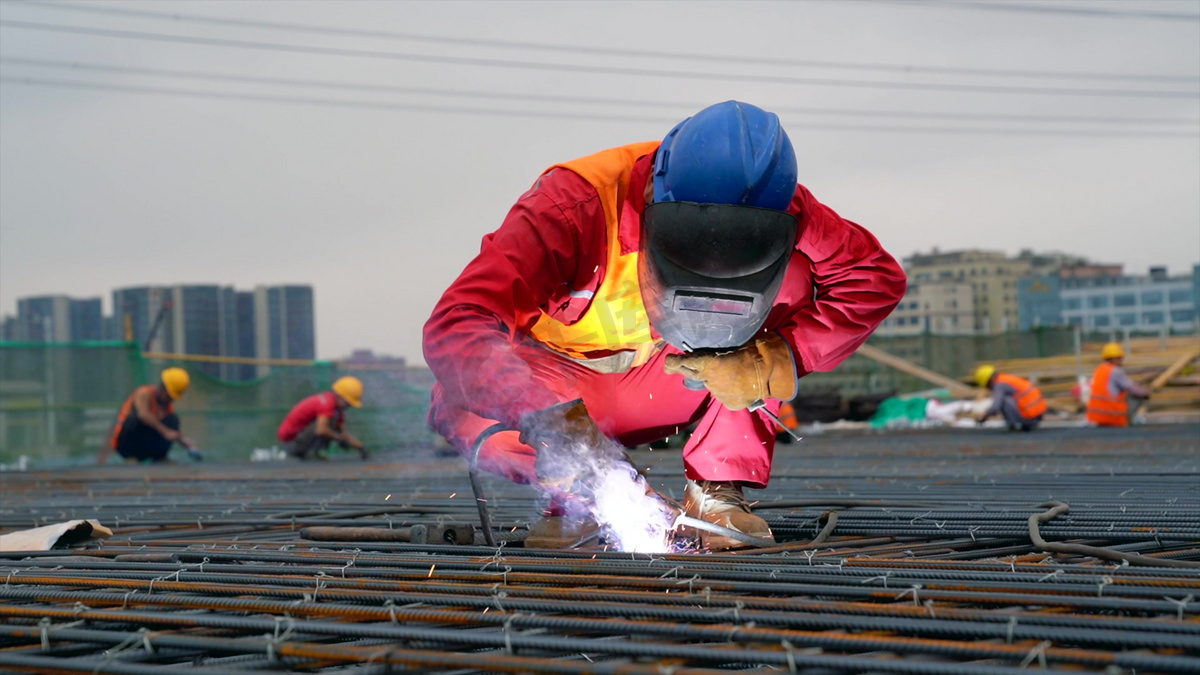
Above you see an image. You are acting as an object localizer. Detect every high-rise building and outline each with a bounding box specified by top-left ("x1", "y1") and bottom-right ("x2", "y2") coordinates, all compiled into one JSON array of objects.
[
  {"x1": 170, "y1": 285, "x2": 238, "y2": 379},
  {"x1": 112, "y1": 286, "x2": 174, "y2": 351},
  {"x1": 254, "y1": 285, "x2": 316, "y2": 375},
  {"x1": 234, "y1": 291, "x2": 257, "y2": 381},
  {"x1": 1, "y1": 315, "x2": 18, "y2": 341},
  {"x1": 12, "y1": 295, "x2": 105, "y2": 342},
  {"x1": 16, "y1": 296, "x2": 72, "y2": 342},
  {"x1": 68, "y1": 298, "x2": 103, "y2": 341},
  {"x1": 13, "y1": 283, "x2": 317, "y2": 380}
]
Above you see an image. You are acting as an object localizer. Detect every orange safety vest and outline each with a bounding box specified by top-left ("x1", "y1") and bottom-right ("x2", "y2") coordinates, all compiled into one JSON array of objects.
[
  {"x1": 528, "y1": 142, "x2": 662, "y2": 368},
  {"x1": 110, "y1": 385, "x2": 173, "y2": 449},
  {"x1": 994, "y1": 373, "x2": 1047, "y2": 419},
  {"x1": 777, "y1": 401, "x2": 799, "y2": 430},
  {"x1": 1087, "y1": 362, "x2": 1128, "y2": 427}
]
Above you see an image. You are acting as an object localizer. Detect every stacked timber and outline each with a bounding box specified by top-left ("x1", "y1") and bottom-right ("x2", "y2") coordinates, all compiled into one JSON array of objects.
[{"x1": 971, "y1": 336, "x2": 1200, "y2": 413}]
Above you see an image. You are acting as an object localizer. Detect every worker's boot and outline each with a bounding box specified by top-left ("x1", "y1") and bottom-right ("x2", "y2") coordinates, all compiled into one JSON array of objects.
[
  {"x1": 524, "y1": 513, "x2": 601, "y2": 549},
  {"x1": 683, "y1": 479, "x2": 774, "y2": 551}
]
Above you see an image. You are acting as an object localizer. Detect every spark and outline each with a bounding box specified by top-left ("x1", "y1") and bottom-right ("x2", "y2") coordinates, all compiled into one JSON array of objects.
[
  {"x1": 449, "y1": 493, "x2": 457, "y2": 498},
  {"x1": 384, "y1": 494, "x2": 392, "y2": 501},
  {"x1": 428, "y1": 565, "x2": 436, "y2": 578}
]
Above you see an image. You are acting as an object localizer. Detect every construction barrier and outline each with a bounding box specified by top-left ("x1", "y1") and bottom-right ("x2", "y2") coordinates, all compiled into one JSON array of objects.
[{"x1": 0, "y1": 341, "x2": 434, "y2": 464}]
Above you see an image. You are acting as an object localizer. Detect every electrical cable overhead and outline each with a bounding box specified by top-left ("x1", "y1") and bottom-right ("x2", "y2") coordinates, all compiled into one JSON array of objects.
[
  {"x1": 3, "y1": 56, "x2": 1195, "y2": 128},
  {"x1": 876, "y1": 0, "x2": 1200, "y2": 22},
  {"x1": 6, "y1": 0, "x2": 1197, "y2": 84},
  {"x1": 1, "y1": 19, "x2": 1197, "y2": 100},
  {"x1": 3, "y1": 75, "x2": 1197, "y2": 138}
]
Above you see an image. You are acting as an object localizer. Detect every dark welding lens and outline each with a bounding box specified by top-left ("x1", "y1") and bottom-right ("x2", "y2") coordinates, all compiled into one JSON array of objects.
[{"x1": 644, "y1": 202, "x2": 797, "y2": 280}]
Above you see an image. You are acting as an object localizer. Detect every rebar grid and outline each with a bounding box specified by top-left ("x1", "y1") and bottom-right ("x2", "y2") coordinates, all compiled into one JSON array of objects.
[{"x1": 1, "y1": 424, "x2": 1197, "y2": 673}]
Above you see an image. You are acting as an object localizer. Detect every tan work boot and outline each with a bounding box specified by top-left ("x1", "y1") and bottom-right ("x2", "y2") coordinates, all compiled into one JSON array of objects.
[
  {"x1": 683, "y1": 479, "x2": 774, "y2": 551},
  {"x1": 524, "y1": 514, "x2": 601, "y2": 549}
]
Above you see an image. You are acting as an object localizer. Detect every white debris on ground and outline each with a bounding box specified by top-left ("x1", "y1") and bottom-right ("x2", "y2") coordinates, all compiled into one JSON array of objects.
[
  {"x1": 0, "y1": 455, "x2": 29, "y2": 472},
  {"x1": 250, "y1": 447, "x2": 289, "y2": 462},
  {"x1": 0, "y1": 519, "x2": 112, "y2": 551}
]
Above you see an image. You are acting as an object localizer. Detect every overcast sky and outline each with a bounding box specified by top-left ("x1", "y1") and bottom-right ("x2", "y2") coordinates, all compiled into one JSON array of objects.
[{"x1": 1, "y1": 0, "x2": 1197, "y2": 361}]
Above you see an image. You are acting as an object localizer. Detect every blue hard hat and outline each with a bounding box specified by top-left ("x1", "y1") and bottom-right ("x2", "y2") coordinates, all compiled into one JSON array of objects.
[{"x1": 652, "y1": 101, "x2": 797, "y2": 211}]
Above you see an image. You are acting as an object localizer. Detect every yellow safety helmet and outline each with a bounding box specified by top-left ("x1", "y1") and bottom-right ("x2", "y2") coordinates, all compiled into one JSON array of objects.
[
  {"x1": 332, "y1": 376, "x2": 364, "y2": 408},
  {"x1": 161, "y1": 367, "x2": 190, "y2": 400},
  {"x1": 974, "y1": 365, "x2": 996, "y2": 388},
  {"x1": 1101, "y1": 342, "x2": 1125, "y2": 360}
]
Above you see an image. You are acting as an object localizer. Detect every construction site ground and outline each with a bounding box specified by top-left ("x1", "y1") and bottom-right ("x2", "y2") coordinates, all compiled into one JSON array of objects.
[{"x1": 2, "y1": 423, "x2": 1198, "y2": 674}]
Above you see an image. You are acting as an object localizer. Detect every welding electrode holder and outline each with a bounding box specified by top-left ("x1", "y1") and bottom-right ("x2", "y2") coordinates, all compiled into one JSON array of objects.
[
  {"x1": 685, "y1": 377, "x2": 801, "y2": 442},
  {"x1": 517, "y1": 399, "x2": 616, "y2": 485}
]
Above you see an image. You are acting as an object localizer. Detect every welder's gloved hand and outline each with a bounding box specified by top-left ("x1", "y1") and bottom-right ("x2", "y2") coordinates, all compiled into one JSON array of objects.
[
  {"x1": 519, "y1": 399, "x2": 622, "y2": 491},
  {"x1": 664, "y1": 334, "x2": 797, "y2": 411}
]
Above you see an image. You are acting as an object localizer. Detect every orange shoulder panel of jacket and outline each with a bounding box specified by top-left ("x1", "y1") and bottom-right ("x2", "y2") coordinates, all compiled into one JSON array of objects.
[{"x1": 549, "y1": 141, "x2": 660, "y2": 192}]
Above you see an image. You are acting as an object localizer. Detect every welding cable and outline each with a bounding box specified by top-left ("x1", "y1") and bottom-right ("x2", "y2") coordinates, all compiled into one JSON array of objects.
[
  {"x1": 468, "y1": 423, "x2": 509, "y2": 548},
  {"x1": 1029, "y1": 502, "x2": 1200, "y2": 569},
  {"x1": 673, "y1": 515, "x2": 777, "y2": 548}
]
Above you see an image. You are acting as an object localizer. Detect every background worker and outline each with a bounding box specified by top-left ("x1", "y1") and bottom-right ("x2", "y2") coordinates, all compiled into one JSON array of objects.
[
  {"x1": 975, "y1": 365, "x2": 1047, "y2": 431},
  {"x1": 100, "y1": 367, "x2": 196, "y2": 464},
  {"x1": 1087, "y1": 342, "x2": 1151, "y2": 427},
  {"x1": 278, "y1": 376, "x2": 368, "y2": 460},
  {"x1": 423, "y1": 101, "x2": 906, "y2": 550}
]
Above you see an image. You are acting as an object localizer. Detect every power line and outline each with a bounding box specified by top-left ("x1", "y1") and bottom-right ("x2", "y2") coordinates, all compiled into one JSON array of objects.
[
  {"x1": 1, "y1": 19, "x2": 1196, "y2": 100},
  {"x1": 7, "y1": 0, "x2": 1196, "y2": 84},
  {"x1": 3, "y1": 75, "x2": 1196, "y2": 138},
  {"x1": 3, "y1": 56, "x2": 1196, "y2": 128},
  {"x1": 878, "y1": 0, "x2": 1200, "y2": 22}
]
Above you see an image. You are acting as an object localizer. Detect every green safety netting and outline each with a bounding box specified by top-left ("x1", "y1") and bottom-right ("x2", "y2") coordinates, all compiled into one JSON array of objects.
[{"x1": 0, "y1": 341, "x2": 434, "y2": 463}]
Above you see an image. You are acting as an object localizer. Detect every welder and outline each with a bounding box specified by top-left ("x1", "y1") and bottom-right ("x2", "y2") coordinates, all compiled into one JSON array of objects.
[{"x1": 424, "y1": 101, "x2": 906, "y2": 549}]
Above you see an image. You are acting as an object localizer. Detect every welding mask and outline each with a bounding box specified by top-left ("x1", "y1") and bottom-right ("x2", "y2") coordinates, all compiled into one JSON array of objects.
[{"x1": 639, "y1": 201, "x2": 798, "y2": 351}]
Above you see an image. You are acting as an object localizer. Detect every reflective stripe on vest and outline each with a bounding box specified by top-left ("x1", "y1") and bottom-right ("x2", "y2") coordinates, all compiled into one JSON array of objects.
[
  {"x1": 1087, "y1": 361, "x2": 1128, "y2": 427},
  {"x1": 528, "y1": 141, "x2": 661, "y2": 367},
  {"x1": 110, "y1": 385, "x2": 172, "y2": 449},
  {"x1": 994, "y1": 373, "x2": 1047, "y2": 419}
]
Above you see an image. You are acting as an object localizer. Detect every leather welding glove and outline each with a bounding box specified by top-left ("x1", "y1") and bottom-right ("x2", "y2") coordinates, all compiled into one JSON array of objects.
[
  {"x1": 519, "y1": 399, "x2": 624, "y2": 491},
  {"x1": 663, "y1": 334, "x2": 797, "y2": 411}
]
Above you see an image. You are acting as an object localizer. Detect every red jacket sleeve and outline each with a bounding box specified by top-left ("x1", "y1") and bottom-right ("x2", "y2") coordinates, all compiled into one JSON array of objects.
[
  {"x1": 778, "y1": 186, "x2": 906, "y2": 374},
  {"x1": 422, "y1": 169, "x2": 605, "y2": 427}
]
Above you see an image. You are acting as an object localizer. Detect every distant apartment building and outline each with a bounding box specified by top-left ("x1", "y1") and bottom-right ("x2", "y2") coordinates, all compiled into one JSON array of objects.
[
  {"x1": 878, "y1": 281, "x2": 975, "y2": 336},
  {"x1": 903, "y1": 249, "x2": 1032, "y2": 333},
  {"x1": 11, "y1": 295, "x2": 104, "y2": 342},
  {"x1": 1018, "y1": 265, "x2": 1198, "y2": 334}
]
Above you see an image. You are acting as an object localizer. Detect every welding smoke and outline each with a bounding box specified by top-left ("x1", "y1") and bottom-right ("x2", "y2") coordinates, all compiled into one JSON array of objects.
[{"x1": 535, "y1": 434, "x2": 677, "y2": 553}]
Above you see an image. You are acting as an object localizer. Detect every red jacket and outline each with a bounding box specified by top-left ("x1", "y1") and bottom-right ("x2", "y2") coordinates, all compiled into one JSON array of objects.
[{"x1": 423, "y1": 152, "x2": 906, "y2": 427}]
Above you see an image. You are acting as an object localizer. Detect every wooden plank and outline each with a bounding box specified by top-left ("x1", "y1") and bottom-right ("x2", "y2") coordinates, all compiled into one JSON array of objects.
[
  {"x1": 855, "y1": 343, "x2": 978, "y2": 397},
  {"x1": 1149, "y1": 347, "x2": 1200, "y2": 392}
]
